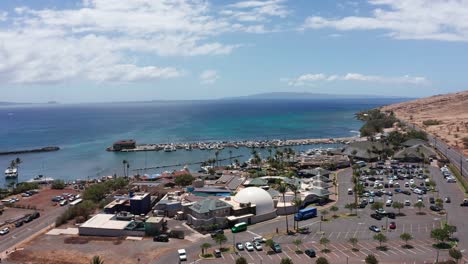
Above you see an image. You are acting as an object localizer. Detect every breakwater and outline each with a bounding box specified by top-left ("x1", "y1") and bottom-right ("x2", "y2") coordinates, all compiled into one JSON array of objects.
[
  {"x1": 107, "y1": 137, "x2": 357, "y2": 153},
  {"x1": 0, "y1": 146, "x2": 60, "y2": 156}
]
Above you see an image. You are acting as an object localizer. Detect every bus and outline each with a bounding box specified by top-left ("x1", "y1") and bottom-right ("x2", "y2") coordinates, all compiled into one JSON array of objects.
[
  {"x1": 69, "y1": 198, "x2": 83, "y2": 207},
  {"x1": 294, "y1": 207, "x2": 317, "y2": 221},
  {"x1": 231, "y1": 222, "x2": 247, "y2": 233}
]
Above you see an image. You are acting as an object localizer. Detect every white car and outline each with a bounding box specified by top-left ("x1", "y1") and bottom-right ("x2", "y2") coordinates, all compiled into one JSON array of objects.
[
  {"x1": 404, "y1": 200, "x2": 411, "y2": 206},
  {"x1": 369, "y1": 198, "x2": 375, "y2": 204},
  {"x1": 409, "y1": 179, "x2": 415, "y2": 184},
  {"x1": 245, "y1": 242, "x2": 254, "y2": 251},
  {"x1": 253, "y1": 242, "x2": 262, "y2": 251},
  {"x1": 447, "y1": 177, "x2": 457, "y2": 183},
  {"x1": 0, "y1": 227, "x2": 10, "y2": 235},
  {"x1": 178, "y1": 249, "x2": 187, "y2": 262},
  {"x1": 404, "y1": 182, "x2": 410, "y2": 187},
  {"x1": 386, "y1": 200, "x2": 392, "y2": 206}
]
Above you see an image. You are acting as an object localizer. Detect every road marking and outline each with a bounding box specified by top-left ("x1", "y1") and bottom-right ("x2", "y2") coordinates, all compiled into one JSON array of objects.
[
  {"x1": 344, "y1": 231, "x2": 350, "y2": 239},
  {"x1": 410, "y1": 224, "x2": 413, "y2": 233},
  {"x1": 328, "y1": 232, "x2": 334, "y2": 238},
  {"x1": 254, "y1": 251, "x2": 263, "y2": 260},
  {"x1": 229, "y1": 254, "x2": 234, "y2": 260},
  {"x1": 245, "y1": 251, "x2": 254, "y2": 260},
  {"x1": 329, "y1": 244, "x2": 349, "y2": 258},
  {"x1": 247, "y1": 230, "x2": 261, "y2": 237}
]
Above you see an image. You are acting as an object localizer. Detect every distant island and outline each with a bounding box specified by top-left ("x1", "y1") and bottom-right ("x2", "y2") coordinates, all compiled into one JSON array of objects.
[{"x1": 224, "y1": 92, "x2": 413, "y2": 100}]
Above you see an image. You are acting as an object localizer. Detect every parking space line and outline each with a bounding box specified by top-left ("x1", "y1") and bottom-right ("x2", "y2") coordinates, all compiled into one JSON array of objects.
[
  {"x1": 245, "y1": 251, "x2": 254, "y2": 260},
  {"x1": 229, "y1": 253, "x2": 234, "y2": 260},
  {"x1": 247, "y1": 230, "x2": 261, "y2": 237},
  {"x1": 329, "y1": 244, "x2": 349, "y2": 258},
  {"x1": 255, "y1": 251, "x2": 263, "y2": 260},
  {"x1": 344, "y1": 231, "x2": 350, "y2": 239},
  {"x1": 336, "y1": 231, "x2": 341, "y2": 239},
  {"x1": 358, "y1": 245, "x2": 379, "y2": 257},
  {"x1": 410, "y1": 224, "x2": 413, "y2": 233}
]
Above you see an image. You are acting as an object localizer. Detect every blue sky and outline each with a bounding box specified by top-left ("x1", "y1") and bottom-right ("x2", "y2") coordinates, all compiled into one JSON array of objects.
[{"x1": 1, "y1": 0, "x2": 468, "y2": 102}]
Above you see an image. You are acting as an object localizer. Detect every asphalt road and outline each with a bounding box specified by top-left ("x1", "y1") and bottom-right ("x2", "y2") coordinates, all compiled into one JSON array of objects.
[
  {"x1": 156, "y1": 164, "x2": 468, "y2": 264},
  {"x1": 0, "y1": 206, "x2": 66, "y2": 258}
]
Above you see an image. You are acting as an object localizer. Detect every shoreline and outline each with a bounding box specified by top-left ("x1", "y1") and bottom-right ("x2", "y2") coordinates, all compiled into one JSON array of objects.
[{"x1": 107, "y1": 136, "x2": 360, "y2": 153}]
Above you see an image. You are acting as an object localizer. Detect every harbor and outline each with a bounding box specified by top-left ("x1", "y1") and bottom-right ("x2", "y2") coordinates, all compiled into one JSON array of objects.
[{"x1": 106, "y1": 136, "x2": 358, "y2": 153}]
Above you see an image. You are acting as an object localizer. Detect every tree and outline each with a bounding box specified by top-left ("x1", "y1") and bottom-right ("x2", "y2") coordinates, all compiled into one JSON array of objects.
[
  {"x1": 14, "y1": 157, "x2": 22, "y2": 185},
  {"x1": 292, "y1": 197, "x2": 302, "y2": 231},
  {"x1": 174, "y1": 174, "x2": 195, "y2": 187},
  {"x1": 319, "y1": 237, "x2": 330, "y2": 252},
  {"x1": 51, "y1": 180, "x2": 66, "y2": 190},
  {"x1": 449, "y1": 248, "x2": 463, "y2": 263},
  {"x1": 392, "y1": 202, "x2": 404, "y2": 215},
  {"x1": 214, "y1": 150, "x2": 220, "y2": 167},
  {"x1": 212, "y1": 234, "x2": 227, "y2": 249},
  {"x1": 316, "y1": 256, "x2": 329, "y2": 264},
  {"x1": 280, "y1": 258, "x2": 293, "y2": 264},
  {"x1": 122, "y1": 160, "x2": 128, "y2": 177},
  {"x1": 414, "y1": 201, "x2": 425, "y2": 214},
  {"x1": 400, "y1": 233, "x2": 413, "y2": 248},
  {"x1": 348, "y1": 237, "x2": 358, "y2": 251},
  {"x1": 431, "y1": 228, "x2": 450, "y2": 244},
  {"x1": 91, "y1": 256, "x2": 104, "y2": 264},
  {"x1": 265, "y1": 239, "x2": 274, "y2": 252},
  {"x1": 278, "y1": 183, "x2": 290, "y2": 233},
  {"x1": 365, "y1": 254, "x2": 379, "y2": 264},
  {"x1": 344, "y1": 203, "x2": 357, "y2": 215},
  {"x1": 444, "y1": 224, "x2": 457, "y2": 239},
  {"x1": 373, "y1": 233, "x2": 387, "y2": 249},
  {"x1": 292, "y1": 239, "x2": 302, "y2": 252},
  {"x1": 235, "y1": 257, "x2": 247, "y2": 264},
  {"x1": 200, "y1": 243, "x2": 211, "y2": 255},
  {"x1": 330, "y1": 206, "x2": 339, "y2": 218},
  {"x1": 371, "y1": 202, "x2": 384, "y2": 211},
  {"x1": 435, "y1": 198, "x2": 444, "y2": 210}
]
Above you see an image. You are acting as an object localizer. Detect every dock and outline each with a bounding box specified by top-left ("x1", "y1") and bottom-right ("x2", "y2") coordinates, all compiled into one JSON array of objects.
[
  {"x1": 107, "y1": 137, "x2": 358, "y2": 153},
  {"x1": 0, "y1": 146, "x2": 60, "y2": 156}
]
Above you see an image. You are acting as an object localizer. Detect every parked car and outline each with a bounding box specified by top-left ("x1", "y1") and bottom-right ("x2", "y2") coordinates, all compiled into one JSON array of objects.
[
  {"x1": 178, "y1": 249, "x2": 187, "y2": 262},
  {"x1": 0, "y1": 227, "x2": 9, "y2": 235},
  {"x1": 389, "y1": 222, "x2": 396, "y2": 229},
  {"x1": 445, "y1": 197, "x2": 451, "y2": 203},
  {"x1": 214, "y1": 249, "x2": 221, "y2": 258},
  {"x1": 253, "y1": 242, "x2": 262, "y2": 251},
  {"x1": 236, "y1": 243, "x2": 244, "y2": 250},
  {"x1": 404, "y1": 200, "x2": 411, "y2": 206},
  {"x1": 271, "y1": 242, "x2": 282, "y2": 253},
  {"x1": 370, "y1": 214, "x2": 383, "y2": 220},
  {"x1": 210, "y1": 229, "x2": 224, "y2": 238},
  {"x1": 15, "y1": 220, "x2": 24, "y2": 227},
  {"x1": 369, "y1": 225, "x2": 381, "y2": 233},
  {"x1": 153, "y1": 234, "x2": 169, "y2": 242},
  {"x1": 387, "y1": 212, "x2": 396, "y2": 219},
  {"x1": 245, "y1": 242, "x2": 254, "y2": 251},
  {"x1": 460, "y1": 199, "x2": 468, "y2": 207},
  {"x1": 429, "y1": 197, "x2": 435, "y2": 204},
  {"x1": 253, "y1": 236, "x2": 267, "y2": 243},
  {"x1": 430, "y1": 205, "x2": 442, "y2": 212},
  {"x1": 305, "y1": 249, "x2": 316, "y2": 258},
  {"x1": 369, "y1": 198, "x2": 375, "y2": 204},
  {"x1": 375, "y1": 208, "x2": 386, "y2": 215}
]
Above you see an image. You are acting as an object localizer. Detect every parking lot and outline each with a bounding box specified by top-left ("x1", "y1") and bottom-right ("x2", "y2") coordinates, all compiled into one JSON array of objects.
[{"x1": 159, "y1": 161, "x2": 468, "y2": 264}]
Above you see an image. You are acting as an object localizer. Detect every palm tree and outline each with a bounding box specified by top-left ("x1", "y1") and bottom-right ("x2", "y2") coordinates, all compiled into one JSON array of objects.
[
  {"x1": 212, "y1": 234, "x2": 227, "y2": 250},
  {"x1": 289, "y1": 184, "x2": 299, "y2": 230},
  {"x1": 215, "y1": 150, "x2": 220, "y2": 167},
  {"x1": 90, "y1": 256, "x2": 104, "y2": 264},
  {"x1": 126, "y1": 163, "x2": 130, "y2": 177},
  {"x1": 319, "y1": 237, "x2": 330, "y2": 252},
  {"x1": 373, "y1": 233, "x2": 387, "y2": 250},
  {"x1": 229, "y1": 150, "x2": 233, "y2": 165},
  {"x1": 122, "y1": 160, "x2": 128, "y2": 177},
  {"x1": 200, "y1": 242, "x2": 211, "y2": 255},
  {"x1": 330, "y1": 206, "x2": 339, "y2": 218},
  {"x1": 278, "y1": 183, "x2": 290, "y2": 233},
  {"x1": 292, "y1": 239, "x2": 302, "y2": 252},
  {"x1": 14, "y1": 157, "x2": 22, "y2": 184},
  {"x1": 292, "y1": 197, "x2": 302, "y2": 231}
]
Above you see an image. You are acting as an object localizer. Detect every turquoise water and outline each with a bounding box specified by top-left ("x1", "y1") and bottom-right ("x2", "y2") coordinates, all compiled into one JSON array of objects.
[{"x1": 0, "y1": 98, "x2": 403, "y2": 186}]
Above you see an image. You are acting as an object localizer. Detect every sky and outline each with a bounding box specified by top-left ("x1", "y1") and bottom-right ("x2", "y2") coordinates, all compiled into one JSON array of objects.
[{"x1": 1, "y1": 0, "x2": 468, "y2": 103}]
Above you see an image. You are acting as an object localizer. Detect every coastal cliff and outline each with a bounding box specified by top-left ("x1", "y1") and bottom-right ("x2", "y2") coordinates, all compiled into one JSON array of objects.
[{"x1": 381, "y1": 90, "x2": 468, "y2": 155}]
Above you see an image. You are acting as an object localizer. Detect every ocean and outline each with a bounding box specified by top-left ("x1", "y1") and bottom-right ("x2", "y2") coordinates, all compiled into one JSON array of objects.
[{"x1": 0, "y1": 98, "x2": 403, "y2": 186}]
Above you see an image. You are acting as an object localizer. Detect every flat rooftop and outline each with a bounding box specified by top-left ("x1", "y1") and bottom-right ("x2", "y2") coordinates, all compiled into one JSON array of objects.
[{"x1": 80, "y1": 214, "x2": 130, "y2": 230}]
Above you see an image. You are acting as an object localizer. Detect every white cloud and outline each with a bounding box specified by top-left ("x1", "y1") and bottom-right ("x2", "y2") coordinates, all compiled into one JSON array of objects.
[
  {"x1": 301, "y1": 0, "x2": 468, "y2": 42},
  {"x1": 200, "y1": 70, "x2": 219, "y2": 84},
  {"x1": 286, "y1": 73, "x2": 429, "y2": 86},
  {"x1": 0, "y1": 12, "x2": 7, "y2": 21},
  {"x1": 223, "y1": 0, "x2": 289, "y2": 23},
  {"x1": 0, "y1": 0, "x2": 279, "y2": 84}
]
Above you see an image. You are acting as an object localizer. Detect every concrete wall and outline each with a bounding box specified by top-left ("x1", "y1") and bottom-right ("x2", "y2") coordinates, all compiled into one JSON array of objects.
[{"x1": 78, "y1": 227, "x2": 145, "y2": 237}]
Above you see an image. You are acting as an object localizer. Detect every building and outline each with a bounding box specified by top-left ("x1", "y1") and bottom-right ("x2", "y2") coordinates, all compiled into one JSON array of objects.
[
  {"x1": 393, "y1": 144, "x2": 437, "y2": 162},
  {"x1": 186, "y1": 198, "x2": 232, "y2": 230},
  {"x1": 342, "y1": 141, "x2": 387, "y2": 161},
  {"x1": 104, "y1": 192, "x2": 151, "y2": 215},
  {"x1": 111, "y1": 140, "x2": 136, "y2": 151},
  {"x1": 79, "y1": 214, "x2": 145, "y2": 237}
]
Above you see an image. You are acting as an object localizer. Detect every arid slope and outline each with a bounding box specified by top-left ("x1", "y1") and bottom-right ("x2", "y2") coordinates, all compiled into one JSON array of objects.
[{"x1": 381, "y1": 90, "x2": 468, "y2": 155}]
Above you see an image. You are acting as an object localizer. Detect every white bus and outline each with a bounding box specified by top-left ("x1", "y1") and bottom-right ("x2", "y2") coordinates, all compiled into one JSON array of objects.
[{"x1": 69, "y1": 198, "x2": 83, "y2": 207}]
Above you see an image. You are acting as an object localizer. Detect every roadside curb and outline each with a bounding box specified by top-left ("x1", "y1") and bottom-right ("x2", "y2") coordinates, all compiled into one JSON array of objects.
[{"x1": 0, "y1": 223, "x2": 55, "y2": 259}]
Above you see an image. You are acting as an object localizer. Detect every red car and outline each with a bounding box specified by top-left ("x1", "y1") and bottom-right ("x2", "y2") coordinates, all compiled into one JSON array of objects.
[{"x1": 389, "y1": 222, "x2": 396, "y2": 230}]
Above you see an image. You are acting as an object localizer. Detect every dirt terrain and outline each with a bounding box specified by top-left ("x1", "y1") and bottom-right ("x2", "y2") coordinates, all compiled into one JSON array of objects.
[
  {"x1": 16, "y1": 188, "x2": 80, "y2": 211},
  {"x1": 381, "y1": 90, "x2": 468, "y2": 155}
]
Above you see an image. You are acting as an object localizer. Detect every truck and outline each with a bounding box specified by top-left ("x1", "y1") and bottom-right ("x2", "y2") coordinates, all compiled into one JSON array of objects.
[{"x1": 294, "y1": 207, "x2": 317, "y2": 221}]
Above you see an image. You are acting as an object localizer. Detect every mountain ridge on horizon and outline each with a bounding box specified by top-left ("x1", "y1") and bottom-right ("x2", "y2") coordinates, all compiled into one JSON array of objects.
[{"x1": 225, "y1": 92, "x2": 414, "y2": 100}]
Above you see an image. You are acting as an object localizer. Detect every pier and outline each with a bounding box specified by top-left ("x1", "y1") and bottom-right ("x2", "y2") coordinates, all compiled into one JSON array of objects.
[
  {"x1": 107, "y1": 137, "x2": 358, "y2": 153},
  {"x1": 0, "y1": 146, "x2": 60, "y2": 156}
]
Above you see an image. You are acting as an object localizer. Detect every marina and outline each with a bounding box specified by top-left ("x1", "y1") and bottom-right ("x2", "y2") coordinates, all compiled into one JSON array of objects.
[{"x1": 106, "y1": 136, "x2": 358, "y2": 153}]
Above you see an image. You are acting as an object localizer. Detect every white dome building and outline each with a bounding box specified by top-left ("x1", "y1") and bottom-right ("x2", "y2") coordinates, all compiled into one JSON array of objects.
[{"x1": 234, "y1": 187, "x2": 275, "y2": 215}]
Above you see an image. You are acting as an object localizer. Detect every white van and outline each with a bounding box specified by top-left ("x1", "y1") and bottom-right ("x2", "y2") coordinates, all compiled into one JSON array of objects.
[
  {"x1": 178, "y1": 249, "x2": 187, "y2": 262},
  {"x1": 347, "y1": 188, "x2": 353, "y2": 195}
]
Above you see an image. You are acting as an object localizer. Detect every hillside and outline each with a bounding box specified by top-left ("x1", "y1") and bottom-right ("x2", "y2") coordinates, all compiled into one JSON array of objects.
[{"x1": 381, "y1": 90, "x2": 468, "y2": 155}]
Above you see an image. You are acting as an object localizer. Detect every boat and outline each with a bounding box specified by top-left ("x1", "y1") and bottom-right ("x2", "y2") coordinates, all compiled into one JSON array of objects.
[
  {"x1": 27, "y1": 174, "x2": 54, "y2": 184},
  {"x1": 5, "y1": 167, "x2": 18, "y2": 179},
  {"x1": 163, "y1": 145, "x2": 176, "y2": 152}
]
